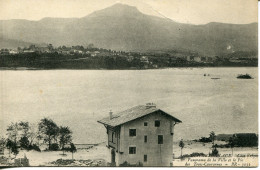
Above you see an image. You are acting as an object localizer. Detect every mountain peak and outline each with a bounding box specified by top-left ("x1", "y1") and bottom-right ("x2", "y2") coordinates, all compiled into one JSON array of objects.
[
  {"x1": 109, "y1": 3, "x2": 137, "y2": 10},
  {"x1": 86, "y1": 3, "x2": 143, "y2": 18}
]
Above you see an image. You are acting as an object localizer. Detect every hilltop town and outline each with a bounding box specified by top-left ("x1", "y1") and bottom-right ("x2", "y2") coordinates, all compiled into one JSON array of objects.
[{"x1": 0, "y1": 44, "x2": 257, "y2": 69}]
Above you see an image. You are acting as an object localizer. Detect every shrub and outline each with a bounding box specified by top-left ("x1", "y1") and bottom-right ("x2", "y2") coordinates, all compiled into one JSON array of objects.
[
  {"x1": 209, "y1": 148, "x2": 220, "y2": 157},
  {"x1": 62, "y1": 147, "x2": 71, "y2": 152},
  {"x1": 20, "y1": 137, "x2": 30, "y2": 150},
  {"x1": 214, "y1": 144, "x2": 229, "y2": 148},
  {"x1": 51, "y1": 159, "x2": 75, "y2": 166},
  {"x1": 29, "y1": 144, "x2": 41, "y2": 152},
  {"x1": 232, "y1": 133, "x2": 258, "y2": 147},
  {"x1": 6, "y1": 139, "x2": 19, "y2": 156},
  {"x1": 119, "y1": 161, "x2": 128, "y2": 167},
  {"x1": 137, "y1": 161, "x2": 143, "y2": 167},
  {"x1": 198, "y1": 137, "x2": 212, "y2": 143},
  {"x1": 11, "y1": 143, "x2": 19, "y2": 156},
  {"x1": 49, "y1": 143, "x2": 59, "y2": 151},
  {"x1": 119, "y1": 161, "x2": 143, "y2": 167},
  {"x1": 181, "y1": 152, "x2": 207, "y2": 158}
]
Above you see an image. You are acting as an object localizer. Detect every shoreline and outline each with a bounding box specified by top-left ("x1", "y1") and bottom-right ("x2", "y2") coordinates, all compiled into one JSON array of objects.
[{"x1": 0, "y1": 66, "x2": 258, "y2": 71}]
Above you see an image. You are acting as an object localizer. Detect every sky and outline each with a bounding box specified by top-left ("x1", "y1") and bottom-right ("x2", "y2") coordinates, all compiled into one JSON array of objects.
[{"x1": 0, "y1": 0, "x2": 258, "y2": 25}]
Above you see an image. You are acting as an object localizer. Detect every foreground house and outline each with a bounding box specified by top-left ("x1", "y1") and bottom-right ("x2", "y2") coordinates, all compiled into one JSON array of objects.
[{"x1": 97, "y1": 103, "x2": 181, "y2": 166}]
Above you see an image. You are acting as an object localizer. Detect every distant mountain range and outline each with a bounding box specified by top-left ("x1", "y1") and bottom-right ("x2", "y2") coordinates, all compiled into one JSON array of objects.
[{"x1": 0, "y1": 3, "x2": 257, "y2": 56}]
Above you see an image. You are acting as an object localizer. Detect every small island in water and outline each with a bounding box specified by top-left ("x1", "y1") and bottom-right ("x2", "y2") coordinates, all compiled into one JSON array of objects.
[{"x1": 237, "y1": 74, "x2": 253, "y2": 79}]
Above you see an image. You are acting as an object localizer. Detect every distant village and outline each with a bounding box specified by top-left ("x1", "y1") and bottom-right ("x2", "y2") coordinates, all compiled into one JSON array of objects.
[{"x1": 0, "y1": 44, "x2": 257, "y2": 69}]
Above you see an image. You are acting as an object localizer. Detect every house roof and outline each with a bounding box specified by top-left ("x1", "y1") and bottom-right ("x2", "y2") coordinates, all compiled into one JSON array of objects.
[{"x1": 97, "y1": 105, "x2": 182, "y2": 127}]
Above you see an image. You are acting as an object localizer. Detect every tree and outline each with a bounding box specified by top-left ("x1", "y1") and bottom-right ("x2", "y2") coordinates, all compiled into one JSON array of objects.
[
  {"x1": 59, "y1": 126, "x2": 72, "y2": 155},
  {"x1": 209, "y1": 131, "x2": 216, "y2": 145},
  {"x1": 27, "y1": 123, "x2": 40, "y2": 146},
  {"x1": 179, "y1": 139, "x2": 185, "y2": 158},
  {"x1": 6, "y1": 122, "x2": 33, "y2": 157},
  {"x1": 210, "y1": 146, "x2": 219, "y2": 157},
  {"x1": 11, "y1": 143, "x2": 19, "y2": 158},
  {"x1": 0, "y1": 137, "x2": 5, "y2": 147},
  {"x1": 0, "y1": 137, "x2": 5, "y2": 156},
  {"x1": 20, "y1": 136, "x2": 30, "y2": 150},
  {"x1": 6, "y1": 139, "x2": 13, "y2": 157},
  {"x1": 87, "y1": 43, "x2": 95, "y2": 49},
  {"x1": 38, "y1": 118, "x2": 59, "y2": 150},
  {"x1": 209, "y1": 131, "x2": 218, "y2": 157},
  {"x1": 6, "y1": 121, "x2": 31, "y2": 144},
  {"x1": 61, "y1": 46, "x2": 67, "y2": 50},
  {"x1": 48, "y1": 44, "x2": 54, "y2": 51},
  {"x1": 70, "y1": 143, "x2": 77, "y2": 160},
  {"x1": 228, "y1": 137, "x2": 235, "y2": 156},
  {"x1": 16, "y1": 122, "x2": 40, "y2": 150},
  {"x1": 19, "y1": 121, "x2": 30, "y2": 138},
  {"x1": 6, "y1": 139, "x2": 19, "y2": 158},
  {"x1": 6, "y1": 122, "x2": 20, "y2": 144}
]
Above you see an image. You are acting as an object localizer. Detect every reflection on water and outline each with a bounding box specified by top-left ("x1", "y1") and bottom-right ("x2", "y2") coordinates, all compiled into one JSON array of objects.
[{"x1": 0, "y1": 67, "x2": 258, "y2": 143}]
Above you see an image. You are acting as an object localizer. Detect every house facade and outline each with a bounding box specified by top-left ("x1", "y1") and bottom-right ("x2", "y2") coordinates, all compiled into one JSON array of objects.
[
  {"x1": 193, "y1": 56, "x2": 201, "y2": 62},
  {"x1": 0, "y1": 145, "x2": 4, "y2": 155},
  {"x1": 97, "y1": 104, "x2": 181, "y2": 166}
]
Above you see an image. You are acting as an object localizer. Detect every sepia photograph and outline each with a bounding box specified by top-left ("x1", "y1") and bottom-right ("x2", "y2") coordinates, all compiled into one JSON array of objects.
[{"x1": 0, "y1": 0, "x2": 258, "y2": 167}]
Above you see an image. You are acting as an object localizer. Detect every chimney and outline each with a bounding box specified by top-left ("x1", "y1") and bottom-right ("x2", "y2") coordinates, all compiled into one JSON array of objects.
[
  {"x1": 146, "y1": 103, "x2": 156, "y2": 109},
  {"x1": 109, "y1": 110, "x2": 113, "y2": 120}
]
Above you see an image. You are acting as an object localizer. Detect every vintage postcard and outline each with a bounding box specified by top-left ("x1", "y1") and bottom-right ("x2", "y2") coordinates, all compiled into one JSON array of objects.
[{"x1": 0, "y1": 0, "x2": 258, "y2": 167}]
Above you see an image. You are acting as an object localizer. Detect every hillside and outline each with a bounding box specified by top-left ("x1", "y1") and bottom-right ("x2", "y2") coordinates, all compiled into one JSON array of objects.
[
  {"x1": 0, "y1": 3, "x2": 257, "y2": 56},
  {"x1": 0, "y1": 38, "x2": 46, "y2": 49}
]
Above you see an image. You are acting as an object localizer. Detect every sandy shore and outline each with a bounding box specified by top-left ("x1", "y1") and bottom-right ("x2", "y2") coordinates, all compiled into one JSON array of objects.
[{"x1": 0, "y1": 141, "x2": 258, "y2": 167}]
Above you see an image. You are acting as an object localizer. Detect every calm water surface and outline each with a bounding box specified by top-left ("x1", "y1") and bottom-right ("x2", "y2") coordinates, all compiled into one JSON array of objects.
[{"x1": 0, "y1": 67, "x2": 258, "y2": 143}]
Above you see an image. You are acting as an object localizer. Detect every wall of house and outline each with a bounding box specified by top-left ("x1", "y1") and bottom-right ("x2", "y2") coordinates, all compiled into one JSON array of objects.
[
  {"x1": 194, "y1": 56, "x2": 201, "y2": 62},
  {"x1": 108, "y1": 127, "x2": 120, "y2": 152},
  {"x1": 117, "y1": 111, "x2": 175, "y2": 166}
]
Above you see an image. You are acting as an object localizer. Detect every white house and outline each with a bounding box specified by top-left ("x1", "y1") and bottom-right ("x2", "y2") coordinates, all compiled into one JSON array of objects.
[{"x1": 97, "y1": 103, "x2": 181, "y2": 166}]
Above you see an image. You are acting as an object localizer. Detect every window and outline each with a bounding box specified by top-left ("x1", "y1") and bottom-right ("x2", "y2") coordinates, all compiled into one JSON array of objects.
[
  {"x1": 155, "y1": 120, "x2": 160, "y2": 127},
  {"x1": 112, "y1": 132, "x2": 114, "y2": 143},
  {"x1": 129, "y1": 129, "x2": 136, "y2": 137},
  {"x1": 144, "y1": 155, "x2": 147, "y2": 162},
  {"x1": 129, "y1": 147, "x2": 136, "y2": 154},
  {"x1": 144, "y1": 135, "x2": 147, "y2": 143},
  {"x1": 144, "y1": 122, "x2": 148, "y2": 126},
  {"x1": 158, "y1": 135, "x2": 163, "y2": 144}
]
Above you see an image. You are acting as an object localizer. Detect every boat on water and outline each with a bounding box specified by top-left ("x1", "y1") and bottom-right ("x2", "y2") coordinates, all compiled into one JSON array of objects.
[{"x1": 237, "y1": 74, "x2": 253, "y2": 79}]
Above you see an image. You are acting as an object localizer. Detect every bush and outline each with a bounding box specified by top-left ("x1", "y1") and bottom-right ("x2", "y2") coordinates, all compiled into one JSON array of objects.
[
  {"x1": 209, "y1": 148, "x2": 220, "y2": 157},
  {"x1": 233, "y1": 134, "x2": 258, "y2": 147},
  {"x1": 20, "y1": 137, "x2": 41, "y2": 152},
  {"x1": 28, "y1": 144, "x2": 41, "y2": 152},
  {"x1": 119, "y1": 161, "x2": 128, "y2": 167},
  {"x1": 62, "y1": 147, "x2": 71, "y2": 152},
  {"x1": 50, "y1": 159, "x2": 75, "y2": 166},
  {"x1": 214, "y1": 144, "x2": 229, "y2": 148},
  {"x1": 49, "y1": 143, "x2": 59, "y2": 151},
  {"x1": 6, "y1": 139, "x2": 19, "y2": 156},
  {"x1": 119, "y1": 161, "x2": 143, "y2": 167},
  {"x1": 11, "y1": 143, "x2": 19, "y2": 156},
  {"x1": 198, "y1": 137, "x2": 212, "y2": 143},
  {"x1": 20, "y1": 137, "x2": 30, "y2": 149},
  {"x1": 137, "y1": 161, "x2": 143, "y2": 167},
  {"x1": 181, "y1": 152, "x2": 207, "y2": 158}
]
